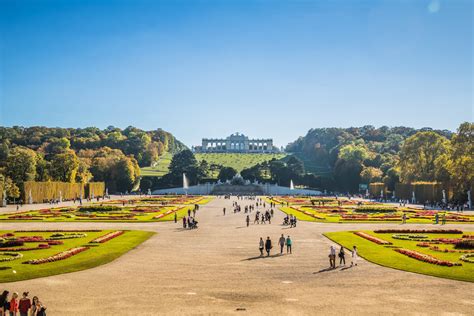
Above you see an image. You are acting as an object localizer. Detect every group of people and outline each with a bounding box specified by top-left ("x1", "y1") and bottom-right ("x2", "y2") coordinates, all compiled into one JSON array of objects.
[
  {"x1": 253, "y1": 210, "x2": 273, "y2": 225},
  {"x1": 282, "y1": 214, "x2": 297, "y2": 227},
  {"x1": 328, "y1": 245, "x2": 358, "y2": 269},
  {"x1": 0, "y1": 291, "x2": 46, "y2": 316},
  {"x1": 259, "y1": 235, "x2": 292, "y2": 256}
]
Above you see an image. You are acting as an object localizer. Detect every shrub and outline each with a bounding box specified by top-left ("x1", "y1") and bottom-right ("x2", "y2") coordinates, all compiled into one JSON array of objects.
[
  {"x1": 454, "y1": 240, "x2": 474, "y2": 250},
  {"x1": 77, "y1": 205, "x2": 121, "y2": 213}
]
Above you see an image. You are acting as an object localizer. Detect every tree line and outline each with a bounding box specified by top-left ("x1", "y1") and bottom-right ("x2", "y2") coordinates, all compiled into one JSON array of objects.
[{"x1": 0, "y1": 126, "x2": 185, "y2": 199}]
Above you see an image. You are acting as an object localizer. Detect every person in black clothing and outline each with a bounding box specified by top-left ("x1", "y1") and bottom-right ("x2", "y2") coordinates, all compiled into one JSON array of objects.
[
  {"x1": 338, "y1": 246, "x2": 346, "y2": 266},
  {"x1": 246, "y1": 215, "x2": 250, "y2": 227},
  {"x1": 265, "y1": 237, "x2": 272, "y2": 256}
]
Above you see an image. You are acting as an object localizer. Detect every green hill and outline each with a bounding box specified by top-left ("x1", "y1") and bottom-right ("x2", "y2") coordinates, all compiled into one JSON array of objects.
[
  {"x1": 140, "y1": 152, "x2": 173, "y2": 177},
  {"x1": 195, "y1": 153, "x2": 287, "y2": 172}
]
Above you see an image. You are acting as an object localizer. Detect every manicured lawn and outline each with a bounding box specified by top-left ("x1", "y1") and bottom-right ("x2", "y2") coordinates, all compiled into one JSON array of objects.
[
  {"x1": 270, "y1": 197, "x2": 474, "y2": 224},
  {"x1": 140, "y1": 152, "x2": 173, "y2": 177},
  {"x1": 324, "y1": 230, "x2": 474, "y2": 282},
  {"x1": 0, "y1": 196, "x2": 211, "y2": 222},
  {"x1": 0, "y1": 230, "x2": 154, "y2": 282},
  {"x1": 195, "y1": 153, "x2": 287, "y2": 173}
]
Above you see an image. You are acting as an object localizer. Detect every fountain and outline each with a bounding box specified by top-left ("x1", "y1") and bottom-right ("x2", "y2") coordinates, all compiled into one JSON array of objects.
[
  {"x1": 183, "y1": 173, "x2": 189, "y2": 195},
  {"x1": 290, "y1": 180, "x2": 294, "y2": 190}
]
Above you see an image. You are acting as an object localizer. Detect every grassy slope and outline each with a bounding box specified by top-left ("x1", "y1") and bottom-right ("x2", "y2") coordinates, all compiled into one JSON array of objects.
[
  {"x1": 0, "y1": 230, "x2": 154, "y2": 283},
  {"x1": 324, "y1": 231, "x2": 474, "y2": 282},
  {"x1": 195, "y1": 153, "x2": 287, "y2": 173},
  {"x1": 140, "y1": 152, "x2": 173, "y2": 177}
]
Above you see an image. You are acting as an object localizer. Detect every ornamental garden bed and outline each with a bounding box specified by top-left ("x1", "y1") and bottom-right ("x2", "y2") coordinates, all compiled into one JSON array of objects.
[
  {"x1": 269, "y1": 197, "x2": 474, "y2": 224},
  {"x1": 324, "y1": 230, "x2": 474, "y2": 282},
  {"x1": 0, "y1": 195, "x2": 209, "y2": 222},
  {"x1": 0, "y1": 230, "x2": 154, "y2": 282}
]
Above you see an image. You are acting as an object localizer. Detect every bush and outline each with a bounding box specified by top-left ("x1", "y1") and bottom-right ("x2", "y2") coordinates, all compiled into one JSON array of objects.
[
  {"x1": 354, "y1": 206, "x2": 398, "y2": 213},
  {"x1": 77, "y1": 205, "x2": 121, "y2": 213},
  {"x1": 454, "y1": 240, "x2": 474, "y2": 250}
]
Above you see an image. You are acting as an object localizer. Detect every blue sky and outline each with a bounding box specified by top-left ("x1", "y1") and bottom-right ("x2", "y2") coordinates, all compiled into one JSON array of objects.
[{"x1": 0, "y1": 0, "x2": 472, "y2": 147}]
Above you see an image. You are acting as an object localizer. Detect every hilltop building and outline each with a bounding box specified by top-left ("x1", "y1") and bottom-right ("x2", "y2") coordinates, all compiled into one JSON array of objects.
[{"x1": 193, "y1": 133, "x2": 278, "y2": 153}]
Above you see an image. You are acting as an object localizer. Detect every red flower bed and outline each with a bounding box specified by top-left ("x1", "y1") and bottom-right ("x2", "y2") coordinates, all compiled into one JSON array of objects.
[
  {"x1": 374, "y1": 229, "x2": 463, "y2": 234},
  {"x1": 15, "y1": 230, "x2": 102, "y2": 232},
  {"x1": 0, "y1": 244, "x2": 50, "y2": 251},
  {"x1": 24, "y1": 246, "x2": 89, "y2": 264},
  {"x1": 394, "y1": 248, "x2": 460, "y2": 267},
  {"x1": 354, "y1": 232, "x2": 392, "y2": 245},
  {"x1": 47, "y1": 241, "x2": 64, "y2": 245},
  {"x1": 90, "y1": 231, "x2": 124, "y2": 243}
]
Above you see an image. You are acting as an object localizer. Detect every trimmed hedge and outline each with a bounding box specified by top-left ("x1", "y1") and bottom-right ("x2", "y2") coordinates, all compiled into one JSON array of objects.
[
  {"x1": 395, "y1": 182, "x2": 447, "y2": 202},
  {"x1": 85, "y1": 182, "x2": 105, "y2": 198},
  {"x1": 21, "y1": 181, "x2": 106, "y2": 203},
  {"x1": 368, "y1": 182, "x2": 387, "y2": 197},
  {"x1": 78, "y1": 205, "x2": 121, "y2": 213}
]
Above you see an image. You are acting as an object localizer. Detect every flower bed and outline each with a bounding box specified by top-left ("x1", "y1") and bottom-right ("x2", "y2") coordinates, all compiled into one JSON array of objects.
[
  {"x1": 394, "y1": 248, "x2": 460, "y2": 267},
  {"x1": 374, "y1": 229, "x2": 463, "y2": 234},
  {"x1": 25, "y1": 246, "x2": 89, "y2": 264},
  {"x1": 354, "y1": 232, "x2": 392, "y2": 245},
  {"x1": 0, "y1": 244, "x2": 50, "y2": 251},
  {"x1": 14, "y1": 230, "x2": 102, "y2": 232},
  {"x1": 90, "y1": 231, "x2": 124, "y2": 243},
  {"x1": 48, "y1": 233, "x2": 87, "y2": 240},
  {"x1": 460, "y1": 254, "x2": 474, "y2": 263},
  {"x1": 392, "y1": 234, "x2": 429, "y2": 241},
  {"x1": 0, "y1": 252, "x2": 23, "y2": 262}
]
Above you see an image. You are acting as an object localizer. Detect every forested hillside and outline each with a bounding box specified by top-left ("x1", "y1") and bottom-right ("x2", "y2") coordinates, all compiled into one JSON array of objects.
[
  {"x1": 0, "y1": 126, "x2": 185, "y2": 196},
  {"x1": 285, "y1": 123, "x2": 472, "y2": 197}
]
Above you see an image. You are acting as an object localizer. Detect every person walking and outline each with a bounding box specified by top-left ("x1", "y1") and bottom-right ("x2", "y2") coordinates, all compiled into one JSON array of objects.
[
  {"x1": 442, "y1": 213, "x2": 447, "y2": 225},
  {"x1": 265, "y1": 236, "x2": 272, "y2": 256},
  {"x1": 18, "y1": 292, "x2": 31, "y2": 316},
  {"x1": 246, "y1": 215, "x2": 250, "y2": 227},
  {"x1": 182, "y1": 217, "x2": 187, "y2": 229},
  {"x1": 402, "y1": 213, "x2": 407, "y2": 224},
  {"x1": 286, "y1": 235, "x2": 292, "y2": 254},
  {"x1": 351, "y1": 246, "x2": 358, "y2": 266},
  {"x1": 174, "y1": 212, "x2": 177, "y2": 223},
  {"x1": 279, "y1": 234, "x2": 285, "y2": 254},
  {"x1": 0, "y1": 291, "x2": 9, "y2": 316},
  {"x1": 31, "y1": 297, "x2": 46, "y2": 316},
  {"x1": 329, "y1": 246, "x2": 336, "y2": 269},
  {"x1": 259, "y1": 237, "x2": 264, "y2": 256},
  {"x1": 338, "y1": 246, "x2": 345, "y2": 266},
  {"x1": 223, "y1": 207, "x2": 226, "y2": 216}
]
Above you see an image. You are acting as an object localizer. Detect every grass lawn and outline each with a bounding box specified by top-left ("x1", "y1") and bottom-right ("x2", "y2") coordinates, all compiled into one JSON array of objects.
[
  {"x1": 324, "y1": 230, "x2": 474, "y2": 282},
  {"x1": 0, "y1": 230, "x2": 154, "y2": 282},
  {"x1": 270, "y1": 197, "x2": 474, "y2": 224},
  {"x1": 195, "y1": 153, "x2": 287, "y2": 173},
  {"x1": 0, "y1": 196, "x2": 211, "y2": 223},
  {"x1": 140, "y1": 152, "x2": 173, "y2": 177}
]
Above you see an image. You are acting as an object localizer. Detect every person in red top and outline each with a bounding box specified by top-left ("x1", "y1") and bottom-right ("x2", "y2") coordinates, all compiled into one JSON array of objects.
[
  {"x1": 9, "y1": 292, "x2": 18, "y2": 316},
  {"x1": 18, "y1": 292, "x2": 31, "y2": 316}
]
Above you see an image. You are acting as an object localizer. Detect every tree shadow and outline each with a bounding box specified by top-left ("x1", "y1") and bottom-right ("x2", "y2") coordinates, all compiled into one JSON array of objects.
[{"x1": 242, "y1": 254, "x2": 282, "y2": 261}]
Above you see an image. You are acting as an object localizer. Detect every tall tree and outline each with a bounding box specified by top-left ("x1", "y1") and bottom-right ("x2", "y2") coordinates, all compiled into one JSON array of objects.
[{"x1": 6, "y1": 147, "x2": 37, "y2": 183}]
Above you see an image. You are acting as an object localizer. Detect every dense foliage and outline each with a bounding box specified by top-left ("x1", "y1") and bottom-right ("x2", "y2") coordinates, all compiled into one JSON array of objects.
[
  {"x1": 285, "y1": 123, "x2": 473, "y2": 198},
  {"x1": 0, "y1": 126, "x2": 185, "y2": 195}
]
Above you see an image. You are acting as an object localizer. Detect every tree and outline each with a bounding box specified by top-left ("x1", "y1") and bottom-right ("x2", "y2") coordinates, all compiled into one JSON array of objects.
[
  {"x1": 218, "y1": 167, "x2": 237, "y2": 182},
  {"x1": 49, "y1": 150, "x2": 80, "y2": 182},
  {"x1": 286, "y1": 156, "x2": 304, "y2": 175},
  {"x1": 398, "y1": 131, "x2": 451, "y2": 182},
  {"x1": 447, "y1": 122, "x2": 474, "y2": 199},
  {"x1": 360, "y1": 167, "x2": 383, "y2": 183},
  {"x1": 168, "y1": 150, "x2": 200, "y2": 184},
  {"x1": 6, "y1": 147, "x2": 37, "y2": 184}
]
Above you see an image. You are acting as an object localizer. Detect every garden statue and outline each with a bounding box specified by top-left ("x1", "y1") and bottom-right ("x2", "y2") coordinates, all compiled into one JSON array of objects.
[
  {"x1": 59, "y1": 190, "x2": 63, "y2": 203},
  {"x1": 442, "y1": 190, "x2": 446, "y2": 204},
  {"x1": 147, "y1": 188, "x2": 151, "y2": 196},
  {"x1": 411, "y1": 191, "x2": 416, "y2": 204},
  {"x1": 392, "y1": 190, "x2": 396, "y2": 199},
  {"x1": 380, "y1": 189, "x2": 383, "y2": 199},
  {"x1": 28, "y1": 189, "x2": 33, "y2": 204},
  {"x1": 468, "y1": 190, "x2": 472, "y2": 210},
  {"x1": 2, "y1": 190, "x2": 6, "y2": 207}
]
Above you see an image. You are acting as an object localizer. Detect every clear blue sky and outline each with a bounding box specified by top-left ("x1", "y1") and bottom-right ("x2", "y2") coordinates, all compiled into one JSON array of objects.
[{"x1": 0, "y1": 0, "x2": 472, "y2": 147}]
